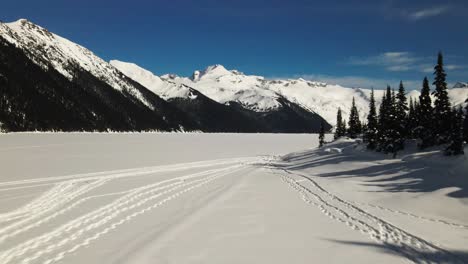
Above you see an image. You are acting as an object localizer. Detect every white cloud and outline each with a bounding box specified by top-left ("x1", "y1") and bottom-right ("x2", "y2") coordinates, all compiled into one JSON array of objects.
[
  {"x1": 349, "y1": 52, "x2": 465, "y2": 74},
  {"x1": 446, "y1": 64, "x2": 464, "y2": 70},
  {"x1": 408, "y1": 6, "x2": 450, "y2": 20},
  {"x1": 386, "y1": 65, "x2": 412, "y2": 72},
  {"x1": 349, "y1": 52, "x2": 419, "y2": 67},
  {"x1": 421, "y1": 64, "x2": 464, "y2": 73}
]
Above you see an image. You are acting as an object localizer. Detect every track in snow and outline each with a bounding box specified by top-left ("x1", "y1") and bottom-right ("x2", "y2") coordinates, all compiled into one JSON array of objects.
[
  {"x1": 272, "y1": 168, "x2": 467, "y2": 264},
  {"x1": 0, "y1": 157, "x2": 257, "y2": 264}
]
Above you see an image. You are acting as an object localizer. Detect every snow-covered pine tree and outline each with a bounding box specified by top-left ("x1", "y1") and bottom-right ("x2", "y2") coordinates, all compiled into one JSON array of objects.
[
  {"x1": 432, "y1": 52, "x2": 452, "y2": 144},
  {"x1": 445, "y1": 106, "x2": 464, "y2": 155},
  {"x1": 418, "y1": 77, "x2": 434, "y2": 149},
  {"x1": 319, "y1": 120, "x2": 325, "y2": 147},
  {"x1": 334, "y1": 107, "x2": 345, "y2": 139},
  {"x1": 347, "y1": 97, "x2": 361, "y2": 138},
  {"x1": 365, "y1": 88, "x2": 378, "y2": 149}
]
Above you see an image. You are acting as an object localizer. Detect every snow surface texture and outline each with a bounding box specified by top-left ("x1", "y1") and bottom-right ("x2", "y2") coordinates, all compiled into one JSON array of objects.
[
  {"x1": 0, "y1": 19, "x2": 154, "y2": 109},
  {"x1": 111, "y1": 60, "x2": 468, "y2": 126},
  {"x1": 0, "y1": 133, "x2": 467, "y2": 264}
]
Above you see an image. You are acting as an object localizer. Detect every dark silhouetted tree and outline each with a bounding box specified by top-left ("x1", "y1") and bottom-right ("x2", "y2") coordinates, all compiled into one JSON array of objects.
[
  {"x1": 395, "y1": 81, "x2": 408, "y2": 149},
  {"x1": 432, "y1": 52, "x2": 452, "y2": 144},
  {"x1": 418, "y1": 77, "x2": 434, "y2": 148},
  {"x1": 377, "y1": 86, "x2": 399, "y2": 155},
  {"x1": 407, "y1": 97, "x2": 418, "y2": 138},
  {"x1": 347, "y1": 97, "x2": 361, "y2": 138},
  {"x1": 334, "y1": 107, "x2": 346, "y2": 139},
  {"x1": 319, "y1": 120, "x2": 325, "y2": 147},
  {"x1": 464, "y1": 98, "x2": 468, "y2": 143},
  {"x1": 364, "y1": 88, "x2": 378, "y2": 149},
  {"x1": 445, "y1": 106, "x2": 464, "y2": 155}
]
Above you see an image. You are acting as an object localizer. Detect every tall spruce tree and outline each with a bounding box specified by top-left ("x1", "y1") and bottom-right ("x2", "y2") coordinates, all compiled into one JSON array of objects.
[
  {"x1": 377, "y1": 92, "x2": 387, "y2": 151},
  {"x1": 464, "y1": 98, "x2": 468, "y2": 143},
  {"x1": 395, "y1": 81, "x2": 408, "y2": 149},
  {"x1": 432, "y1": 52, "x2": 452, "y2": 144},
  {"x1": 365, "y1": 88, "x2": 378, "y2": 149},
  {"x1": 343, "y1": 119, "x2": 347, "y2": 135},
  {"x1": 347, "y1": 97, "x2": 362, "y2": 138},
  {"x1": 418, "y1": 77, "x2": 434, "y2": 148},
  {"x1": 407, "y1": 98, "x2": 417, "y2": 138},
  {"x1": 377, "y1": 86, "x2": 399, "y2": 154},
  {"x1": 445, "y1": 106, "x2": 464, "y2": 155},
  {"x1": 319, "y1": 120, "x2": 326, "y2": 147},
  {"x1": 334, "y1": 107, "x2": 346, "y2": 139}
]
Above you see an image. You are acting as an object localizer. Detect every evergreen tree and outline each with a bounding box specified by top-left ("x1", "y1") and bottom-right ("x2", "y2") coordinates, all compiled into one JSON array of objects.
[
  {"x1": 377, "y1": 86, "x2": 400, "y2": 154},
  {"x1": 364, "y1": 88, "x2": 378, "y2": 149},
  {"x1": 413, "y1": 100, "x2": 421, "y2": 122},
  {"x1": 376, "y1": 92, "x2": 387, "y2": 151},
  {"x1": 464, "y1": 98, "x2": 468, "y2": 143},
  {"x1": 319, "y1": 120, "x2": 326, "y2": 147},
  {"x1": 418, "y1": 77, "x2": 434, "y2": 148},
  {"x1": 395, "y1": 81, "x2": 408, "y2": 149},
  {"x1": 343, "y1": 119, "x2": 347, "y2": 135},
  {"x1": 445, "y1": 106, "x2": 464, "y2": 155},
  {"x1": 334, "y1": 107, "x2": 346, "y2": 139},
  {"x1": 432, "y1": 52, "x2": 452, "y2": 144},
  {"x1": 407, "y1": 98, "x2": 417, "y2": 138},
  {"x1": 347, "y1": 97, "x2": 362, "y2": 138}
]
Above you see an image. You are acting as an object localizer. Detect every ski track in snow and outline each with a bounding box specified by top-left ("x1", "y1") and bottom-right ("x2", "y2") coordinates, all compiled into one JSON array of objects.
[
  {"x1": 0, "y1": 157, "x2": 257, "y2": 264},
  {"x1": 354, "y1": 202, "x2": 468, "y2": 229},
  {"x1": 2, "y1": 152, "x2": 466, "y2": 264},
  {"x1": 273, "y1": 167, "x2": 466, "y2": 264}
]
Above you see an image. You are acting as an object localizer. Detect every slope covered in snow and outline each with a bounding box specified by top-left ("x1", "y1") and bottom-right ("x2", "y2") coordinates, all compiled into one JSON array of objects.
[
  {"x1": 0, "y1": 19, "x2": 154, "y2": 109},
  {"x1": 110, "y1": 60, "x2": 331, "y2": 133},
  {"x1": 110, "y1": 60, "x2": 198, "y2": 100},
  {"x1": 0, "y1": 133, "x2": 466, "y2": 263},
  {"x1": 139, "y1": 63, "x2": 468, "y2": 126},
  {"x1": 162, "y1": 65, "x2": 283, "y2": 112}
]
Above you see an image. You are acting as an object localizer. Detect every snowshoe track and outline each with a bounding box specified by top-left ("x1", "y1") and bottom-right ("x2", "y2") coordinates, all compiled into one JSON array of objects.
[{"x1": 276, "y1": 168, "x2": 466, "y2": 264}]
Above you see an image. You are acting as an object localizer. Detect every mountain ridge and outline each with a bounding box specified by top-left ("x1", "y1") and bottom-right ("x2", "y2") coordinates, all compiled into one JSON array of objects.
[
  {"x1": 1, "y1": 18, "x2": 466, "y2": 132},
  {"x1": 0, "y1": 19, "x2": 331, "y2": 133},
  {"x1": 113, "y1": 60, "x2": 468, "y2": 126}
]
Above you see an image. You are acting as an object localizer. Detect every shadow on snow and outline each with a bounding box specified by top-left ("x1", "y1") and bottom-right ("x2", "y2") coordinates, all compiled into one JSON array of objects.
[{"x1": 273, "y1": 141, "x2": 468, "y2": 198}]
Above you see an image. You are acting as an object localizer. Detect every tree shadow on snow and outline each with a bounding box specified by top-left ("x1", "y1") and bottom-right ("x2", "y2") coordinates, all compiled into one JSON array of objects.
[
  {"x1": 325, "y1": 239, "x2": 468, "y2": 264},
  {"x1": 273, "y1": 141, "x2": 468, "y2": 198}
]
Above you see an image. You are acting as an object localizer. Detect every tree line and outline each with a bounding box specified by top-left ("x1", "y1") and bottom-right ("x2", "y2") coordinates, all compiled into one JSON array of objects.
[{"x1": 331, "y1": 52, "x2": 468, "y2": 156}]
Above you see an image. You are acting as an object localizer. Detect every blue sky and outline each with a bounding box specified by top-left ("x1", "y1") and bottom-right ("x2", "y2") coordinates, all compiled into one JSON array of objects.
[{"x1": 1, "y1": 0, "x2": 467, "y2": 89}]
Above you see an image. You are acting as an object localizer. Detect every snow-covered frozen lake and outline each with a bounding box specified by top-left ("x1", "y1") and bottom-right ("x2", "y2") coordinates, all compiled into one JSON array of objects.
[
  {"x1": 0, "y1": 133, "x2": 467, "y2": 264},
  {"x1": 0, "y1": 133, "x2": 320, "y2": 181}
]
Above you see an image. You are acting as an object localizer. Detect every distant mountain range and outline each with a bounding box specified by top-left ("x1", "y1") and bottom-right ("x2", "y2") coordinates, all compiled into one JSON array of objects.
[{"x1": 0, "y1": 19, "x2": 467, "y2": 132}]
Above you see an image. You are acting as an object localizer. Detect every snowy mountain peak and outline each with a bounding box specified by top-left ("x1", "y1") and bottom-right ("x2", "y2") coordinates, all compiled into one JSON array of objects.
[
  {"x1": 5, "y1": 18, "x2": 55, "y2": 44},
  {"x1": 10, "y1": 18, "x2": 34, "y2": 27},
  {"x1": 192, "y1": 64, "x2": 233, "y2": 81},
  {"x1": 205, "y1": 64, "x2": 228, "y2": 73},
  {"x1": 0, "y1": 19, "x2": 157, "y2": 109}
]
